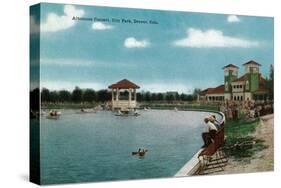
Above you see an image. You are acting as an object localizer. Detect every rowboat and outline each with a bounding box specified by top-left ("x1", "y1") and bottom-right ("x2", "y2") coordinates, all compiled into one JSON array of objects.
[
  {"x1": 132, "y1": 149, "x2": 148, "y2": 156},
  {"x1": 46, "y1": 110, "x2": 61, "y2": 120}
]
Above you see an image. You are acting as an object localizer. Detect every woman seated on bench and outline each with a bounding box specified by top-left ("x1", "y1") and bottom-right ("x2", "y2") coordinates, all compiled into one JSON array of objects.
[
  {"x1": 209, "y1": 115, "x2": 222, "y2": 130},
  {"x1": 201, "y1": 117, "x2": 218, "y2": 148}
]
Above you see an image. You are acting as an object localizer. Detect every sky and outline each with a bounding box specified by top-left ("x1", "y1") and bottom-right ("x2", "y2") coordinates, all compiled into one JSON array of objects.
[{"x1": 30, "y1": 3, "x2": 274, "y2": 93}]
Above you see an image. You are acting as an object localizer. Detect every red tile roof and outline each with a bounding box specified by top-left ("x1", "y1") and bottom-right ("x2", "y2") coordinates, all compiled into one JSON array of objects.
[
  {"x1": 108, "y1": 79, "x2": 140, "y2": 89},
  {"x1": 243, "y1": 60, "x2": 261, "y2": 66},
  {"x1": 200, "y1": 85, "x2": 225, "y2": 95},
  {"x1": 199, "y1": 73, "x2": 269, "y2": 96},
  {"x1": 206, "y1": 85, "x2": 225, "y2": 94},
  {"x1": 232, "y1": 73, "x2": 265, "y2": 83},
  {"x1": 199, "y1": 88, "x2": 212, "y2": 96},
  {"x1": 222, "y1": 64, "x2": 239, "y2": 69}
]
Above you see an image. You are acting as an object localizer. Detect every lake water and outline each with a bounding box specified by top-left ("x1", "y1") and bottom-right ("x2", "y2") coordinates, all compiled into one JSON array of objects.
[{"x1": 39, "y1": 109, "x2": 219, "y2": 184}]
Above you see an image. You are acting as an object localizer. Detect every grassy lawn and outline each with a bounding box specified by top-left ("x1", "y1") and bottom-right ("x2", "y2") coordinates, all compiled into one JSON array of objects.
[
  {"x1": 224, "y1": 118, "x2": 259, "y2": 138},
  {"x1": 224, "y1": 118, "x2": 267, "y2": 161}
]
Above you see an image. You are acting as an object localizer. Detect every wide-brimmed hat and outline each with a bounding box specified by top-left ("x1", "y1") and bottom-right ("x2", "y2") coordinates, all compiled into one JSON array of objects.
[{"x1": 208, "y1": 115, "x2": 216, "y2": 122}]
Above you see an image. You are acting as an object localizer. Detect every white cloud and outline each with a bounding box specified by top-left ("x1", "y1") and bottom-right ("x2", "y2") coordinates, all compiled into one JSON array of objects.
[
  {"x1": 173, "y1": 28, "x2": 259, "y2": 48},
  {"x1": 124, "y1": 37, "x2": 150, "y2": 48},
  {"x1": 227, "y1": 15, "x2": 240, "y2": 23},
  {"x1": 92, "y1": 22, "x2": 113, "y2": 30},
  {"x1": 41, "y1": 5, "x2": 84, "y2": 32}
]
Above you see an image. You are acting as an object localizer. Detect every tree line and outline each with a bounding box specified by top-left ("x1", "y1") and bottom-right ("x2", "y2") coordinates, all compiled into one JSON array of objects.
[{"x1": 41, "y1": 86, "x2": 201, "y2": 103}]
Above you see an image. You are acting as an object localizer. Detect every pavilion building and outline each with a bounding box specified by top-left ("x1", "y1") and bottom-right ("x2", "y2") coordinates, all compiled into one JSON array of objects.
[
  {"x1": 199, "y1": 60, "x2": 269, "y2": 102},
  {"x1": 108, "y1": 79, "x2": 140, "y2": 110}
]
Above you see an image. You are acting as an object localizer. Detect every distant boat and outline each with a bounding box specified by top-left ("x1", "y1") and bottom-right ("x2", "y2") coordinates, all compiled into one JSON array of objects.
[
  {"x1": 46, "y1": 110, "x2": 61, "y2": 120},
  {"x1": 132, "y1": 149, "x2": 148, "y2": 156},
  {"x1": 115, "y1": 109, "x2": 140, "y2": 116},
  {"x1": 94, "y1": 105, "x2": 103, "y2": 111}
]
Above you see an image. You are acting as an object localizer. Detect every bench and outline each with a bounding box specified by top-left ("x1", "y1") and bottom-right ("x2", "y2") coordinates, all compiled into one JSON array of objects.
[{"x1": 197, "y1": 113, "x2": 228, "y2": 174}]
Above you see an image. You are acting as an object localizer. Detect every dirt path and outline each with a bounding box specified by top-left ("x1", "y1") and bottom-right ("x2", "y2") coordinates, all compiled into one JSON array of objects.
[{"x1": 216, "y1": 114, "x2": 274, "y2": 174}]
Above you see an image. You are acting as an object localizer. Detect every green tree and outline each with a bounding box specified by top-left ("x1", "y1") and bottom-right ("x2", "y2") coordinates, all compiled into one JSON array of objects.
[
  {"x1": 166, "y1": 93, "x2": 175, "y2": 102},
  {"x1": 97, "y1": 89, "x2": 111, "y2": 102},
  {"x1": 41, "y1": 88, "x2": 50, "y2": 102},
  {"x1": 83, "y1": 89, "x2": 96, "y2": 102},
  {"x1": 157, "y1": 93, "x2": 164, "y2": 101},
  {"x1": 58, "y1": 90, "x2": 71, "y2": 102},
  {"x1": 186, "y1": 94, "x2": 193, "y2": 101},
  {"x1": 136, "y1": 92, "x2": 144, "y2": 102},
  {"x1": 144, "y1": 92, "x2": 151, "y2": 102},
  {"x1": 72, "y1": 86, "x2": 83, "y2": 103},
  {"x1": 180, "y1": 93, "x2": 187, "y2": 101},
  {"x1": 49, "y1": 91, "x2": 59, "y2": 103},
  {"x1": 151, "y1": 93, "x2": 158, "y2": 101}
]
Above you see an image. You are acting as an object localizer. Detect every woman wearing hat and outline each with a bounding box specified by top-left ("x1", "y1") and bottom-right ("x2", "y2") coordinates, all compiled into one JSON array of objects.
[
  {"x1": 209, "y1": 115, "x2": 221, "y2": 129},
  {"x1": 201, "y1": 116, "x2": 218, "y2": 148}
]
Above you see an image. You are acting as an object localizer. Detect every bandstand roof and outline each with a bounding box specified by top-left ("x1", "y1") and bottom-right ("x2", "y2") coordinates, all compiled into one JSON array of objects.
[{"x1": 108, "y1": 79, "x2": 140, "y2": 89}]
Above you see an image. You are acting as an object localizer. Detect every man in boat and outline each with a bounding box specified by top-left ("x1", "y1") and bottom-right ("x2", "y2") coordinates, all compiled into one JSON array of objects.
[
  {"x1": 201, "y1": 117, "x2": 218, "y2": 148},
  {"x1": 49, "y1": 110, "x2": 54, "y2": 116}
]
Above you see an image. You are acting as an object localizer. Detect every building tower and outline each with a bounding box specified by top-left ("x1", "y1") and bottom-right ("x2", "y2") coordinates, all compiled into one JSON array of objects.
[
  {"x1": 243, "y1": 60, "x2": 261, "y2": 100},
  {"x1": 223, "y1": 64, "x2": 239, "y2": 100}
]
